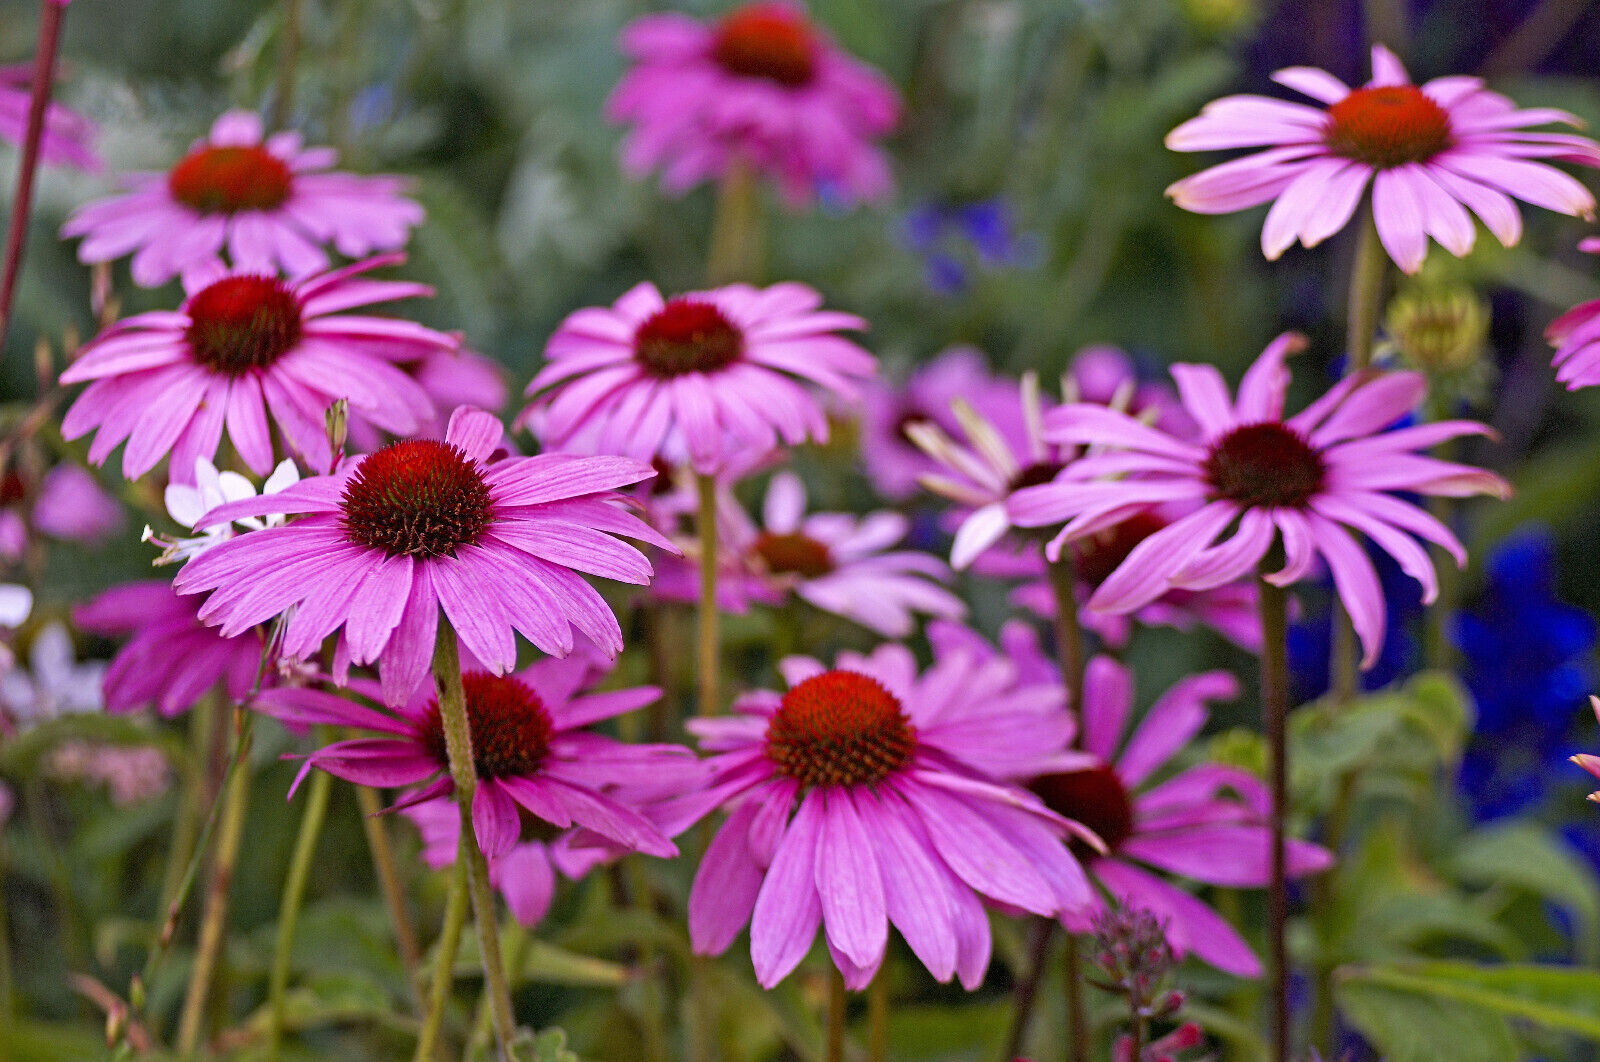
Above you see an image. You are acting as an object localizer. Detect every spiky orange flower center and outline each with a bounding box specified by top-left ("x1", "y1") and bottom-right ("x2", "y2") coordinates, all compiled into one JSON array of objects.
[
  {"x1": 633, "y1": 299, "x2": 744, "y2": 378},
  {"x1": 1203, "y1": 422, "x2": 1326, "y2": 509},
  {"x1": 711, "y1": 4, "x2": 818, "y2": 88},
  {"x1": 1030, "y1": 765, "x2": 1133, "y2": 861},
  {"x1": 1324, "y1": 85, "x2": 1453, "y2": 169},
  {"x1": 765, "y1": 670, "x2": 916, "y2": 788},
  {"x1": 1072, "y1": 510, "x2": 1168, "y2": 589},
  {"x1": 420, "y1": 673, "x2": 554, "y2": 780},
  {"x1": 341, "y1": 440, "x2": 493, "y2": 558},
  {"x1": 185, "y1": 275, "x2": 303, "y2": 375},
  {"x1": 754, "y1": 530, "x2": 834, "y2": 578},
  {"x1": 168, "y1": 144, "x2": 294, "y2": 213}
]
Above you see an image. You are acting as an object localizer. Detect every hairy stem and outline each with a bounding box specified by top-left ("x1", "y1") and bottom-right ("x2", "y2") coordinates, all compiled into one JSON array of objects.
[
  {"x1": 1258, "y1": 567, "x2": 1292, "y2": 1062},
  {"x1": 266, "y1": 737, "x2": 333, "y2": 1059},
  {"x1": 412, "y1": 853, "x2": 470, "y2": 1062},
  {"x1": 695, "y1": 472, "x2": 721, "y2": 718},
  {"x1": 431, "y1": 623, "x2": 517, "y2": 1058},
  {"x1": 0, "y1": 0, "x2": 67, "y2": 358}
]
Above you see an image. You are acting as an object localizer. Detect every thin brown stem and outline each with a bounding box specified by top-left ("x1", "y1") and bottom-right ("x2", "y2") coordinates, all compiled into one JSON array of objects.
[
  {"x1": 0, "y1": 0, "x2": 67, "y2": 357},
  {"x1": 1258, "y1": 567, "x2": 1292, "y2": 1062},
  {"x1": 867, "y1": 969, "x2": 888, "y2": 1062},
  {"x1": 999, "y1": 916, "x2": 1056, "y2": 1062},
  {"x1": 1064, "y1": 933, "x2": 1089, "y2": 1062},
  {"x1": 354, "y1": 782, "x2": 425, "y2": 1009}
]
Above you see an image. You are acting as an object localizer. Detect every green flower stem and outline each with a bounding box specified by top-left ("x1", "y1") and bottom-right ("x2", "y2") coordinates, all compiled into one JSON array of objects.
[
  {"x1": 412, "y1": 852, "x2": 470, "y2": 1062},
  {"x1": 1332, "y1": 204, "x2": 1389, "y2": 704},
  {"x1": 706, "y1": 161, "x2": 763, "y2": 286},
  {"x1": 270, "y1": 0, "x2": 304, "y2": 130},
  {"x1": 158, "y1": 700, "x2": 214, "y2": 916},
  {"x1": 176, "y1": 708, "x2": 254, "y2": 1055},
  {"x1": 1063, "y1": 933, "x2": 1089, "y2": 1062},
  {"x1": 1257, "y1": 564, "x2": 1292, "y2": 1062},
  {"x1": 826, "y1": 965, "x2": 848, "y2": 1062},
  {"x1": 355, "y1": 781, "x2": 426, "y2": 1011},
  {"x1": 695, "y1": 472, "x2": 721, "y2": 718},
  {"x1": 472, "y1": 922, "x2": 529, "y2": 1056},
  {"x1": 1046, "y1": 549, "x2": 1089, "y2": 1062},
  {"x1": 431, "y1": 621, "x2": 518, "y2": 1059},
  {"x1": 999, "y1": 916, "x2": 1056, "y2": 1062},
  {"x1": 266, "y1": 728, "x2": 334, "y2": 1060},
  {"x1": 867, "y1": 965, "x2": 888, "y2": 1062}
]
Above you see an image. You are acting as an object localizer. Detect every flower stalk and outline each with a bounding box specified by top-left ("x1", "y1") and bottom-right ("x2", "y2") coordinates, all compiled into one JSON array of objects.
[
  {"x1": 266, "y1": 730, "x2": 333, "y2": 1060},
  {"x1": 826, "y1": 965, "x2": 848, "y2": 1062},
  {"x1": 695, "y1": 472, "x2": 721, "y2": 717},
  {"x1": 355, "y1": 781, "x2": 426, "y2": 1010},
  {"x1": 0, "y1": 0, "x2": 68, "y2": 357},
  {"x1": 1046, "y1": 549, "x2": 1089, "y2": 1062},
  {"x1": 1257, "y1": 561, "x2": 1292, "y2": 1062},
  {"x1": 430, "y1": 620, "x2": 518, "y2": 1059},
  {"x1": 706, "y1": 161, "x2": 763, "y2": 286},
  {"x1": 412, "y1": 852, "x2": 470, "y2": 1062}
]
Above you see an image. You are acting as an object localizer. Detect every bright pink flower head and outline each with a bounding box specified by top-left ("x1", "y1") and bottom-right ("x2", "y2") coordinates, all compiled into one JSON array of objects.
[
  {"x1": 59, "y1": 254, "x2": 457, "y2": 482},
  {"x1": 0, "y1": 62, "x2": 97, "y2": 172},
  {"x1": 1547, "y1": 237, "x2": 1600, "y2": 390},
  {"x1": 967, "y1": 632, "x2": 1332, "y2": 975},
  {"x1": 63, "y1": 110, "x2": 422, "y2": 287},
  {"x1": 74, "y1": 579, "x2": 267, "y2": 717},
  {"x1": 522, "y1": 281, "x2": 876, "y2": 475},
  {"x1": 677, "y1": 639, "x2": 1099, "y2": 990},
  {"x1": 1166, "y1": 45, "x2": 1600, "y2": 273},
  {"x1": 856, "y1": 347, "x2": 1009, "y2": 501},
  {"x1": 32, "y1": 463, "x2": 123, "y2": 546},
  {"x1": 254, "y1": 649, "x2": 700, "y2": 861},
  {"x1": 607, "y1": 2, "x2": 900, "y2": 207},
  {"x1": 1008, "y1": 334, "x2": 1510, "y2": 667},
  {"x1": 172, "y1": 407, "x2": 673, "y2": 706}
]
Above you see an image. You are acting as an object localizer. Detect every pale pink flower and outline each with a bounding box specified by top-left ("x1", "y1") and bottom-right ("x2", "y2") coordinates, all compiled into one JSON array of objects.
[
  {"x1": 1167, "y1": 45, "x2": 1600, "y2": 272},
  {"x1": 523, "y1": 281, "x2": 875, "y2": 475},
  {"x1": 0, "y1": 61, "x2": 97, "y2": 171},
  {"x1": 1008, "y1": 334, "x2": 1510, "y2": 666},
  {"x1": 59, "y1": 255, "x2": 455, "y2": 482},
  {"x1": 607, "y1": 1, "x2": 900, "y2": 207},
  {"x1": 63, "y1": 110, "x2": 422, "y2": 287},
  {"x1": 31, "y1": 463, "x2": 123, "y2": 546}
]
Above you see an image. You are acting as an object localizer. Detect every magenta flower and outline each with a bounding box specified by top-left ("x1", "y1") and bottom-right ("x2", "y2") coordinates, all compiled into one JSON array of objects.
[
  {"x1": 976, "y1": 634, "x2": 1333, "y2": 974},
  {"x1": 856, "y1": 347, "x2": 1007, "y2": 501},
  {"x1": 74, "y1": 579, "x2": 266, "y2": 717},
  {"x1": 1166, "y1": 44, "x2": 1600, "y2": 273},
  {"x1": 254, "y1": 650, "x2": 697, "y2": 860},
  {"x1": 1547, "y1": 237, "x2": 1600, "y2": 389},
  {"x1": 59, "y1": 254, "x2": 455, "y2": 482},
  {"x1": 172, "y1": 407, "x2": 671, "y2": 706},
  {"x1": 31, "y1": 463, "x2": 123, "y2": 546},
  {"x1": 679, "y1": 641, "x2": 1098, "y2": 990},
  {"x1": 522, "y1": 281, "x2": 876, "y2": 475},
  {"x1": 1008, "y1": 334, "x2": 1510, "y2": 667},
  {"x1": 0, "y1": 61, "x2": 97, "y2": 171},
  {"x1": 63, "y1": 110, "x2": 422, "y2": 287},
  {"x1": 607, "y1": 1, "x2": 900, "y2": 207}
]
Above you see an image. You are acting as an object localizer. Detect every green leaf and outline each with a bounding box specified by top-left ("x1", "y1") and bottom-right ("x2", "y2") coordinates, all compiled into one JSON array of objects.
[
  {"x1": 1345, "y1": 962, "x2": 1600, "y2": 1040},
  {"x1": 1337, "y1": 972, "x2": 1518, "y2": 1062},
  {"x1": 1453, "y1": 823, "x2": 1600, "y2": 963}
]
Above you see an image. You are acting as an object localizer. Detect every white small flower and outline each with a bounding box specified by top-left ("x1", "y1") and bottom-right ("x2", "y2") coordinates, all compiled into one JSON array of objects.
[
  {"x1": 146, "y1": 457, "x2": 300, "y2": 565},
  {"x1": 0, "y1": 622, "x2": 105, "y2": 725}
]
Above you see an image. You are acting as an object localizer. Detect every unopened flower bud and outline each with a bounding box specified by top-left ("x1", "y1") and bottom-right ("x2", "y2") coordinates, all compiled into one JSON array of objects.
[{"x1": 1383, "y1": 282, "x2": 1492, "y2": 402}]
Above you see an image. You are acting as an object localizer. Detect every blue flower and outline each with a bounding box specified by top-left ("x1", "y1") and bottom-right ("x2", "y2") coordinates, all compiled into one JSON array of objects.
[
  {"x1": 900, "y1": 197, "x2": 1039, "y2": 295},
  {"x1": 1288, "y1": 539, "x2": 1423, "y2": 703}
]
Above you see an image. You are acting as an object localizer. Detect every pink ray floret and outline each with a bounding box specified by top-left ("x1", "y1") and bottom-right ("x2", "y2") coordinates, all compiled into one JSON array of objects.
[
  {"x1": 74, "y1": 579, "x2": 267, "y2": 717},
  {"x1": 62, "y1": 110, "x2": 422, "y2": 287},
  {"x1": 607, "y1": 2, "x2": 899, "y2": 207},
  {"x1": 670, "y1": 637, "x2": 1099, "y2": 990},
  {"x1": 59, "y1": 253, "x2": 457, "y2": 482},
  {"x1": 0, "y1": 61, "x2": 98, "y2": 172},
  {"x1": 1007, "y1": 333, "x2": 1510, "y2": 668},
  {"x1": 172, "y1": 407, "x2": 674, "y2": 707},
  {"x1": 1547, "y1": 237, "x2": 1600, "y2": 390},
  {"x1": 252, "y1": 647, "x2": 703, "y2": 862},
  {"x1": 945, "y1": 623, "x2": 1332, "y2": 975},
  {"x1": 522, "y1": 280, "x2": 876, "y2": 475},
  {"x1": 1166, "y1": 44, "x2": 1600, "y2": 273}
]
